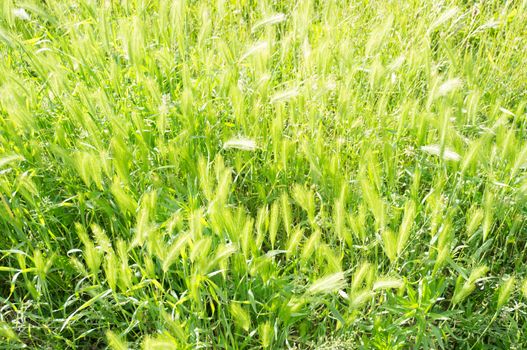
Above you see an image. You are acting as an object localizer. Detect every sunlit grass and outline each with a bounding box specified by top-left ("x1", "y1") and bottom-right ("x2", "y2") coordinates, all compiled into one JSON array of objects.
[{"x1": 1, "y1": 0, "x2": 527, "y2": 348}]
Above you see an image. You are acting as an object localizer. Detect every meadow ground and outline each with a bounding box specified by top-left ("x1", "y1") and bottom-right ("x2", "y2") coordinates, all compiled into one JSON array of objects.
[{"x1": 1, "y1": 0, "x2": 527, "y2": 349}]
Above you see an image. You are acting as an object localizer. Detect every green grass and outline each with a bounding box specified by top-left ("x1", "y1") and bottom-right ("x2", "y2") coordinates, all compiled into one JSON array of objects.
[{"x1": 1, "y1": 0, "x2": 527, "y2": 348}]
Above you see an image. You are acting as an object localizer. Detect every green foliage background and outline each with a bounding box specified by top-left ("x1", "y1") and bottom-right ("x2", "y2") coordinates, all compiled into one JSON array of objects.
[{"x1": 1, "y1": 0, "x2": 527, "y2": 348}]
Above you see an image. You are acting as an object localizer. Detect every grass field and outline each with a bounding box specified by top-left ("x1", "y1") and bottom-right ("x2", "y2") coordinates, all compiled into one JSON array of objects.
[{"x1": 1, "y1": 0, "x2": 527, "y2": 348}]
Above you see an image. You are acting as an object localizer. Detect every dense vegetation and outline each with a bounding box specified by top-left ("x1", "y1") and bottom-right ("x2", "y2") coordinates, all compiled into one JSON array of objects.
[{"x1": 1, "y1": 0, "x2": 527, "y2": 348}]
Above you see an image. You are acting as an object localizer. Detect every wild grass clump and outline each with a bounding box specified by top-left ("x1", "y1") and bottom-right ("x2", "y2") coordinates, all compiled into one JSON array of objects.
[{"x1": 1, "y1": 0, "x2": 527, "y2": 348}]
